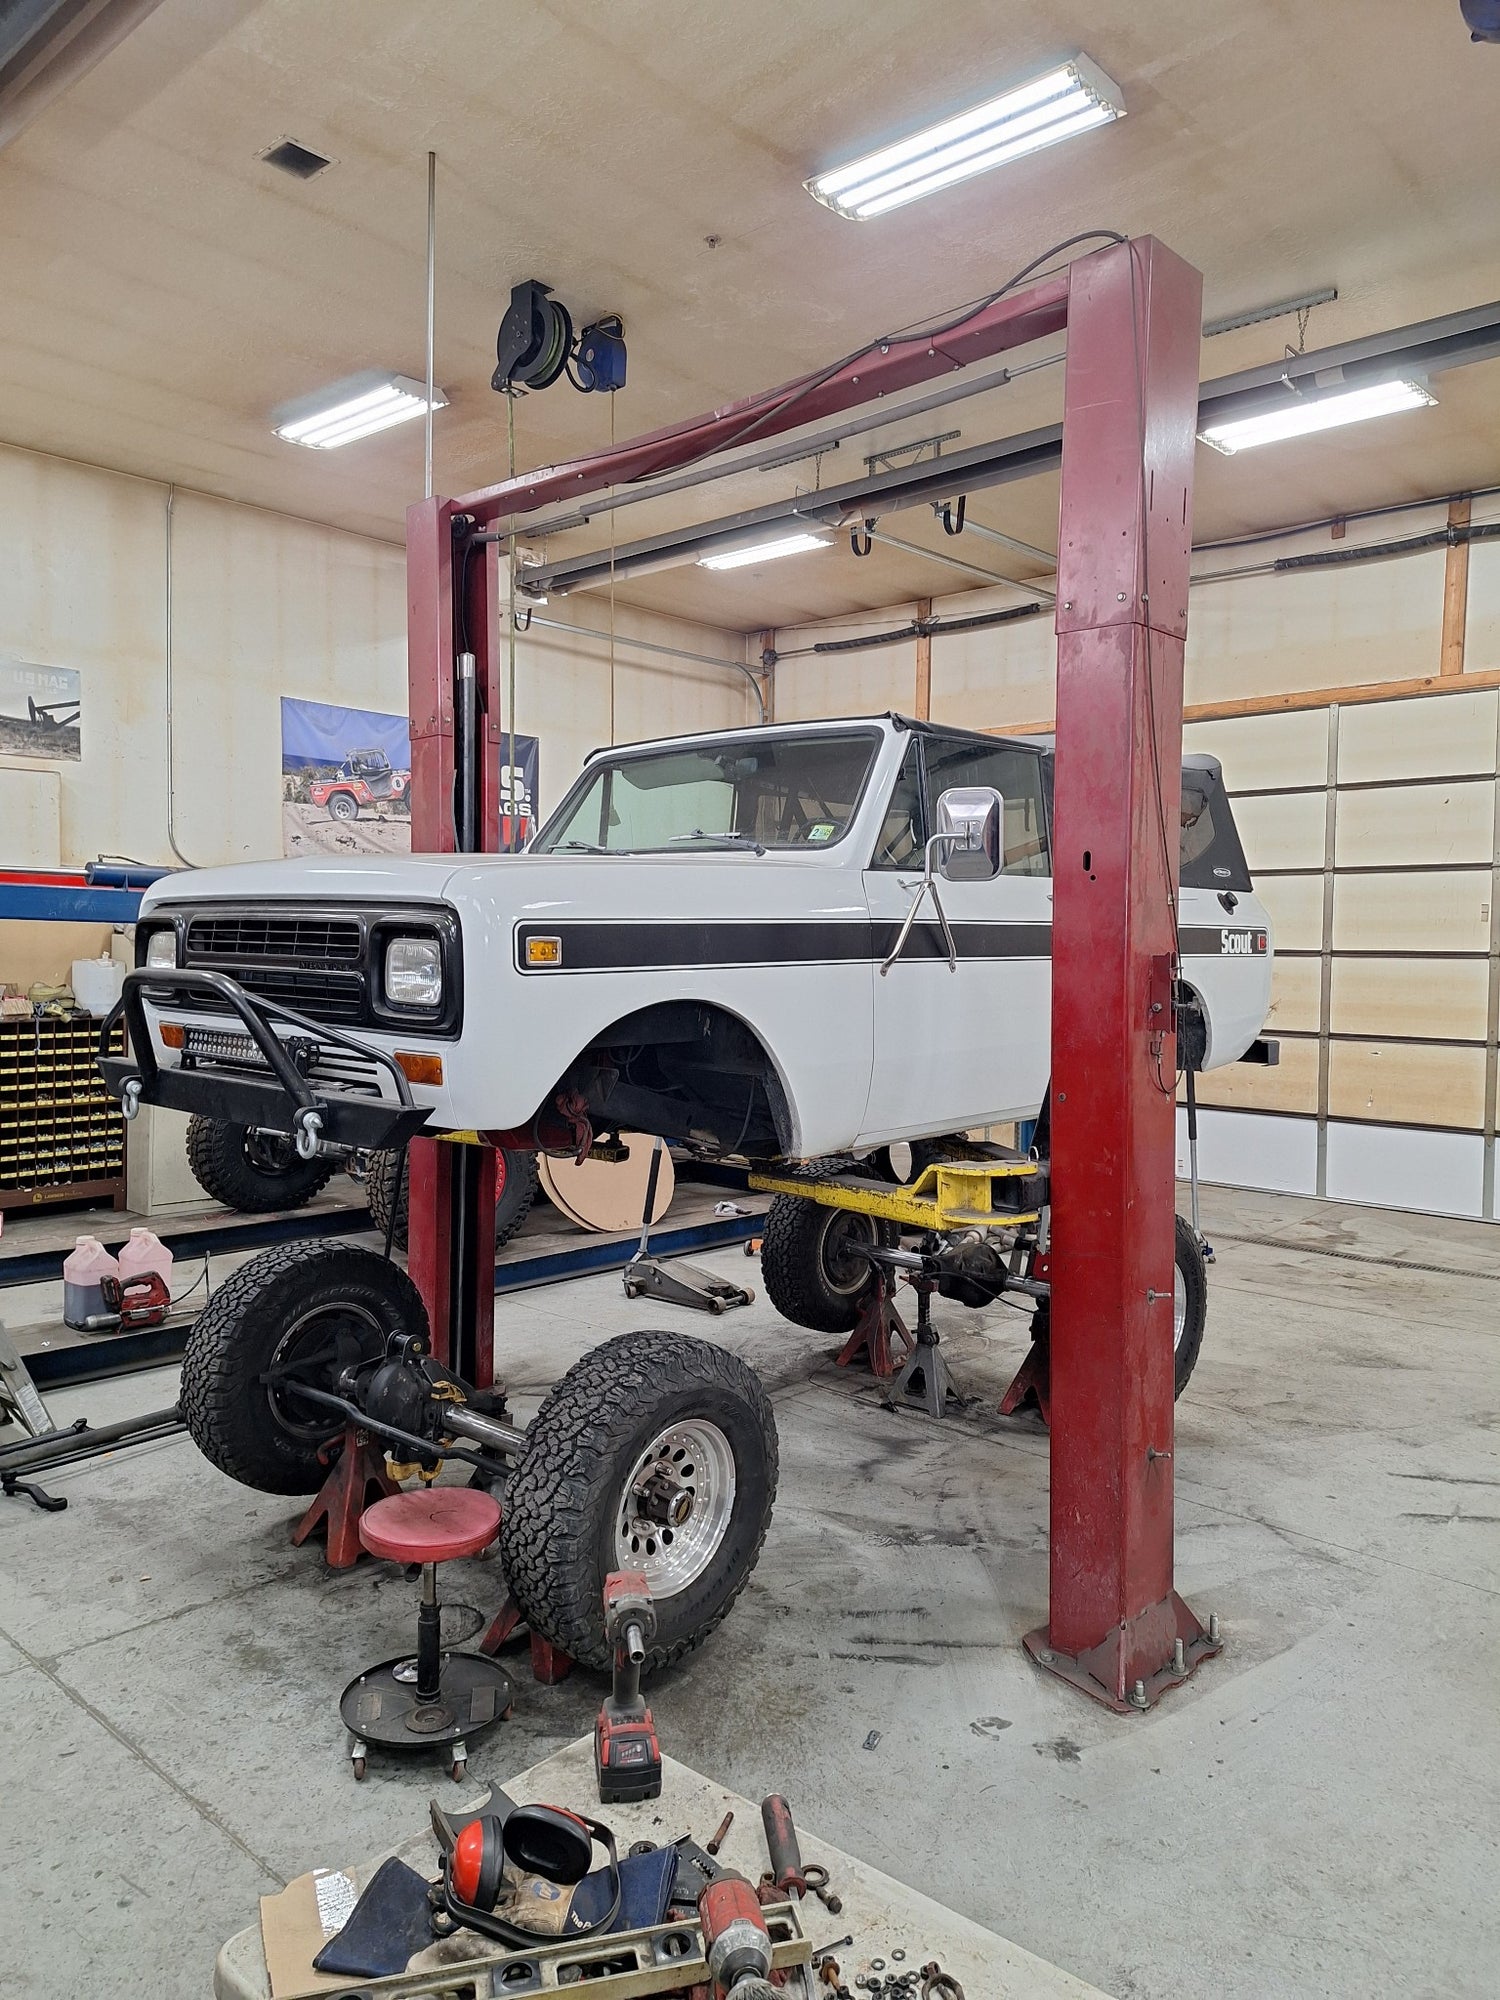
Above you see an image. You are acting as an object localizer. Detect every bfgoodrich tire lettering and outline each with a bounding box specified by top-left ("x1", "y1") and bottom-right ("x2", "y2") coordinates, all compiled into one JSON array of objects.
[
  {"x1": 499, "y1": 1330, "x2": 778, "y2": 1672},
  {"x1": 179, "y1": 1240, "x2": 427, "y2": 1494}
]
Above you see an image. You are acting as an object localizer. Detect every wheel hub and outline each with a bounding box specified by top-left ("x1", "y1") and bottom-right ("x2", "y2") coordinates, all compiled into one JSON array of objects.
[
  {"x1": 1173, "y1": 1263, "x2": 1187, "y2": 1351},
  {"x1": 616, "y1": 1419, "x2": 736, "y2": 1597},
  {"x1": 267, "y1": 1300, "x2": 384, "y2": 1440}
]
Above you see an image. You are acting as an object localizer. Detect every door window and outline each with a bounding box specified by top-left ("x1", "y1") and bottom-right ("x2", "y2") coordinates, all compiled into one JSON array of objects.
[
  {"x1": 921, "y1": 738, "x2": 1050, "y2": 877},
  {"x1": 869, "y1": 738, "x2": 925, "y2": 869}
]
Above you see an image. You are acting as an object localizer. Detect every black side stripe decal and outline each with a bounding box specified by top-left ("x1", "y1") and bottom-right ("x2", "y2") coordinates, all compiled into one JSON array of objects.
[{"x1": 515, "y1": 921, "x2": 1267, "y2": 973}]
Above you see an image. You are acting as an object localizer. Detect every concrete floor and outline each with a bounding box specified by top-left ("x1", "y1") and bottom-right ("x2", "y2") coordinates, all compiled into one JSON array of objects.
[{"x1": 1, "y1": 1182, "x2": 1496, "y2": 1999}]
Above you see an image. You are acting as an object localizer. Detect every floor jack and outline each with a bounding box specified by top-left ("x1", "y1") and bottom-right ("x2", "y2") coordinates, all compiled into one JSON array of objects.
[{"x1": 622, "y1": 1138, "x2": 754, "y2": 1315}]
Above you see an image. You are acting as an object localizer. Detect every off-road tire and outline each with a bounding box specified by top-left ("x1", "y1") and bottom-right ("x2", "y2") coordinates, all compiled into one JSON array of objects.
[
  {"x1": 366, "y1": 1146, "x2": 539, "y2": 1254},
  {"x1": 185, "y1": 1115, "x2": 336, "y2": 1213},
  {"x1": 499, "y1": 1330, "x2": 778, "y2": 1673},
  {"x1": 1173, "y1": 1212, "x2": 1208, "y2": 1398},
  {"x1": 326, "y1": 790, "x2": 360, "y2": 823},
  {"x1": 179, "y1": 1240, "x2": 427, "y2": 1494},
  {"x1": 760, "y1": 1177, "x2": 896, "y2": 1334}
]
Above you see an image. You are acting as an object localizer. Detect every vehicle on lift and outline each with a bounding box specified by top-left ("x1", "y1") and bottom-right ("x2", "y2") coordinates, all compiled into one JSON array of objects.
[
  {"x1": 307, "y1": 746, "x2": 411, "y2": 823},
  {"x1": 101, "y1": 714, "x2": 1271, "y2": 1663}
]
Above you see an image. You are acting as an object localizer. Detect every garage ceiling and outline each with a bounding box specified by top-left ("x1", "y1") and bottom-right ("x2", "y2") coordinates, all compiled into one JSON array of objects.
[{"x1": 2, "y1": 0, "x2": 1499, "y2": 630}]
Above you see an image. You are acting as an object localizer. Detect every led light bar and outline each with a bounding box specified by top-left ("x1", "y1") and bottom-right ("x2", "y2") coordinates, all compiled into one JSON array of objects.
[
  {"x1": 806, "y1": 57, "x2": 1124, "y2": 220},
  {"x1": 1199, "y1": 377, "x2": 1436, "y2": 455},
  {"x1": 275, "y1": 373, "x2": 447, "y2": 449},
  {"x1": 697, "y1": 532, "x2": 831, "y2": 571}
]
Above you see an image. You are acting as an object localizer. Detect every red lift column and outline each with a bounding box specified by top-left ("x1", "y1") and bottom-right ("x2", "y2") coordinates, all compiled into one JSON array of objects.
[
  {"x1": 1027, "y1": 237, "x2": 1219, "y2": 1711},
  {"x1": 405, "y1": 495, "x2": 500, "y2": 1388}
]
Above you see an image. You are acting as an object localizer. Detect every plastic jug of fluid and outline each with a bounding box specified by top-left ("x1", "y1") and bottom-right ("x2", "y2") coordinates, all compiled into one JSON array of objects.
[
  {"x1": 117, "y1": 1228, "x2": 174, "y2": 1291},
  {"x1": 71, "y1": 955, "x2": 125, "y2": 1016},
  {"x1": 63, "y1": 1237, "x2": 120, "y2": 1329}
]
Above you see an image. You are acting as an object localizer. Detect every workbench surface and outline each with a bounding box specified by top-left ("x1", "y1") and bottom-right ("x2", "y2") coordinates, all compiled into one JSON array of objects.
[{"x1": 215, "y1": 1734, "x2": 1113, "y2": 1999}]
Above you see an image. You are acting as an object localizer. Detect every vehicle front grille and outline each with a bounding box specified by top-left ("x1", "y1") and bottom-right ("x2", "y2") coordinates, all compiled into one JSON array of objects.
[
  {"x1": 181, "y1": 1025, "x2": 385, "y2": 1098},
  {"x1": 183, "y1": 913, "x2": 367, "y2": 1026}
]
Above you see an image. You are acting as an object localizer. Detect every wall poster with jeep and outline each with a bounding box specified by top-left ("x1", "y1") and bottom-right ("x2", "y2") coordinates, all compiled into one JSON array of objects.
[{"x1": 281, "y1": 697, "x2": 538, "y2": 856}]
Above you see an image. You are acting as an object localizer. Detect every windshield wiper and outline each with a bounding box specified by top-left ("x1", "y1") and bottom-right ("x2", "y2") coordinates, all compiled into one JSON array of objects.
[
  {"x1": 553, "y1": 839, "x2": 610, "y2": 853},
  {"x1": 665, "y1": 831, "x2": 767, "y2": 855}
]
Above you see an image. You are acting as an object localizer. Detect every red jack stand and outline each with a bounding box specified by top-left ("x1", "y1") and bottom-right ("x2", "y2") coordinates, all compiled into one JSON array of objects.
[
  {"x1": 998, "y1": 1327, "x2": 1052, "y2": 1425},
  {"x1": 291, "y1": 1425, "x2": 398, "y2": 1570},
  {"x1": 479, "y1": 1594, "x2": 575, "y2": 1684},
  {"x1": 835, "y1": 1268, "x2": 915, "y2": 1378}
]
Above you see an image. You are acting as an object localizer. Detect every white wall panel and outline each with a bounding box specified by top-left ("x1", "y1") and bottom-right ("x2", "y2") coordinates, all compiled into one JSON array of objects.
[
  {"x1": 1327, "y1": 1040, "x2": 1486, "y2": 1131},
  {"x1": 1329, "y1": 958, "x2": 1489, "y2": 1042},
  {"x1": 1231, "y1": 789, "x2": 1327, "y2": 872},
  {"x1": 1332, "y1": 871, "x2": 1491, "y2": 954},
  {"x1": 0, "y1": 764, "x2": 60, "y2": 867},
  {"x1": 1266, "y1": 953, "x2": 1323, "y2": 1035},
  {"x1": 1334, "y1": 780, "x2": 1495, "y2": 868},
  {"x1": 1254, "y1": 873, "x2": 1325, "y2": 951},
  {"x1": 1336, "y1": 687, "x2": 1498, "y2": 783},
  {"x1": 1176, "y1": 1107, "x2": 1318, "y2": 1196},
  {"x1": 1183, "y1": 709, "x2": 1329, "y2": 791},
  {"x1": 1324, "y1": 1121, "x2": 1484, "y2": 1218},
  {"x1": 1194, "y1": 1034, "x2": 1318, "y2": 1115}
]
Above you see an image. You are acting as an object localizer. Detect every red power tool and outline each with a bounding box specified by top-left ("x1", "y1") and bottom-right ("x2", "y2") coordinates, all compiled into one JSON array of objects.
[
  {"x1": 593, "y1": 1569, "x2": 662, "y2": 1803},
  {"x1": 699, "y1": 1871, "x2": 778, "y2": 1999},
  {"x1": 96, "y1": 1271, "x2": 171, "y2": 1330}
]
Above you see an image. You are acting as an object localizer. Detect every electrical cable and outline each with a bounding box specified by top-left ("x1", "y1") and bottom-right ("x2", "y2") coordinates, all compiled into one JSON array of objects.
[
  {"x1": 619, "y1": 230, "x2": 1127, "y2": 487},
  {"x1": 505, "y1": 394, "x2": 519, "y2": 852}
]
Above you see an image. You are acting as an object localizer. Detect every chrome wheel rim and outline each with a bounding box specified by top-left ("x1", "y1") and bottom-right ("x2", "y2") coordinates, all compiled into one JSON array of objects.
[
  {"x1": 1174, "y1": 1263, "x2": 1187, "y2": 1352},
  {"x1": 615, "y1": 1419, "x2": 736, "y2": 1598}
]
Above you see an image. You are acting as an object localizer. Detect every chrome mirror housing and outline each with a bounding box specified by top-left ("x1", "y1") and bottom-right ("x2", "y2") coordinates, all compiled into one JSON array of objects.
[{"x1": 936, "y1": 786, "x2": 1003, "y2": 881}]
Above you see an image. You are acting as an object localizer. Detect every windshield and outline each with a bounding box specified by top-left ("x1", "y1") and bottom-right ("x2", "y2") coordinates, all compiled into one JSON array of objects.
[
  {"x1": 1180, "y1": 762, "x2": 1252, "y2": 892},
  {"x1": 534, "y1": 730, "x2": 882, "y2": 854}
]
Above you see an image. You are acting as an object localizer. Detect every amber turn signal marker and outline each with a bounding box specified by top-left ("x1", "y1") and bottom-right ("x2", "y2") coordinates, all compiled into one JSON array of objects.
[
  {"x1": 525, "y1": 936, "x2": 562, "y2": 966},
  {"x1": 159, "y1": 1023, "x2": 186, "y2": 1049},
  {"x1": 395, "y1": 1051, "x2": 444, "y2": 1086}
]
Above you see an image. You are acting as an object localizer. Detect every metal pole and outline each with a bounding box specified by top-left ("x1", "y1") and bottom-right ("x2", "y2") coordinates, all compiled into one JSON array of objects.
[{"x1": 424, "y1": 150, "x2": 436, "y2": 501}]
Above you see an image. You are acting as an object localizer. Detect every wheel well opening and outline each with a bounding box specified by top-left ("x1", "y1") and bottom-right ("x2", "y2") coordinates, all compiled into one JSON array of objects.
[{"x1": 564, "y1": 1001, "x2": 793, "y2": 1160}]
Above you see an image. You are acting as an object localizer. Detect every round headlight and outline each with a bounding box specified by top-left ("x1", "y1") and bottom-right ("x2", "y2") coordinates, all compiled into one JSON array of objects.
[
  {"x1": 385, "y1": 936, "x2": 442, "y2": 1009},
  {"x1": 145, "y1": 928, "x2": 177, "y2": 970}
]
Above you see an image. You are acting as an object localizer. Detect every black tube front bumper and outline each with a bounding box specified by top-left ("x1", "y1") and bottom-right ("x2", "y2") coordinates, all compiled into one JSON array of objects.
[{"x1": 98, "y1": 968, "x2": 432, "y2": 1152}]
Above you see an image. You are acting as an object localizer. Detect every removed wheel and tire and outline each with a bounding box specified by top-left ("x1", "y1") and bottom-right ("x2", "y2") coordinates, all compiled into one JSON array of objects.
[
  {"x1": 366, "y1": 1146, "x2": 539, "y2": 1254},
  {"x1": 180, "y1": 1240, "x2": 426, "y2": 1494},
  {"x1": 759, "y1": 1191, "x2": 894, "y2": 1334},
  {"x1": 500, "y1": 1329, "x2": 778, "y2": 1673},
  {"x1": 1171, "y1": 1211, "x2": 1208, "y2": 1398},
  {"x1": 180, "y1": 1244, "x2": 778, "y2": 1672},
  {"x1": 185, "y1": 1115, "x2": 337, "y2": 1214}
]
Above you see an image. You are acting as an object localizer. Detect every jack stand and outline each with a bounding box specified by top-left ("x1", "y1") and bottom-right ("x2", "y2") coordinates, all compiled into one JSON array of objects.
[
  {"x1": 621, "y1": 1138, "x2": 753, "y2": 1315},
  {"x1": 478, "y1": 1594, "x2": 576, "y2": 1684},
  {"x1": 999, "y1": 1307, "x2": 1052, "y2": 1425},
  {"x1": 291, "y1": 1424, "x2": 398, "y2": 1569},
  {"x1": 834, "y1": 1265, "x2": 914, "y2": 1378},
  {"x1": 887, "y1": 1274, "x2": 960, "y2": 1418}
]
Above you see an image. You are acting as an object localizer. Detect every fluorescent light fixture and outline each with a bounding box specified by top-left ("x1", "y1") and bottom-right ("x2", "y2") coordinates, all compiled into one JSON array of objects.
[
  {"x1": 698, "y1": 532, "x2": 831, "y2": 572},
  {"x1": 1199, "y1": 377, "x2": 1436, "y2": 455},
  {"x1": 274, "y1": 371, "x2": 447, "y2": 449},
  {"x1": 806, "y1": 56, "x2": 1124, "y2": 220}
]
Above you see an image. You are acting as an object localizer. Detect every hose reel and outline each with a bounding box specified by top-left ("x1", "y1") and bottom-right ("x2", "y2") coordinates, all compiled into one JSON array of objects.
[{"x1": 493, "y1": 279, "x2": 626, "y2": 395}]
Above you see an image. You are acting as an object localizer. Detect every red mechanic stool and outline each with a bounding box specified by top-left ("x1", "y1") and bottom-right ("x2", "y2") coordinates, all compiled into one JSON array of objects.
[{"x1": 340, "y1": 1487, "x2": 515, "y2": 1781}]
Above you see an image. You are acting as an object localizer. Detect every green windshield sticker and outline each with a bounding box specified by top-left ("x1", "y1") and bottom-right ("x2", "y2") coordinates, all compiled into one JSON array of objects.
[{"x1": 807, "y1": 822, "x2": 836, "y2": 842}]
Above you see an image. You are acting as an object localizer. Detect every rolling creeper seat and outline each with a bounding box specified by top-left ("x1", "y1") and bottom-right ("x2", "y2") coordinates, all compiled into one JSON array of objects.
[{"x1": 340, "y1": 1486, "x2": 514, "y2": 1781}]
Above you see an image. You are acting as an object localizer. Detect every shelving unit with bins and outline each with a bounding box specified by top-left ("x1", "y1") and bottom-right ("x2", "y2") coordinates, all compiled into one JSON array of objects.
[{"x1": 0, "y1": 1014, "x2": 126, "y2": 1213}]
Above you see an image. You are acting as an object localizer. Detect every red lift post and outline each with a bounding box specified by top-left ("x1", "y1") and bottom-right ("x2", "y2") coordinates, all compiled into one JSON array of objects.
[{"x1": 404, "y1": 235, "x2": 1215, "y2": 1708}]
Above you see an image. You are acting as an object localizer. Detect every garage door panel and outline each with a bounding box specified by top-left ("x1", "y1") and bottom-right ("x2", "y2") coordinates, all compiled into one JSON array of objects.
[
  {"x1": 1336, "y1": 689, "x2": 1498, "y2": 784},
  {"x1": 1265, "y1": 954, "x2": 1322, "y2": 1034},
  {"x1": 1183, "y1": 710, "x2": 1329, "y2": 791},
  {"x1": 1326, "y1": 1041, "x2": 1486, "y2": 1130},
  {"x1": 1232, "y1": 790, "x2": 1327, "y2": 873},
  {"x1": 1191, "y1": 1034, "x2": 1318, "y2": 1115},
  {"x1": 1334, "y1": 780, "x2": 1495, "y2": 868},
  {"x1": 1331, "y1": 871, "x2": 1491, "y2": 953},
  {"x1": 1329, "y1": 957, "x2": 1490, "y2": 1041},
  {"x1": 1255, "y1": 873, "x2": 1325, "y2": 951}
]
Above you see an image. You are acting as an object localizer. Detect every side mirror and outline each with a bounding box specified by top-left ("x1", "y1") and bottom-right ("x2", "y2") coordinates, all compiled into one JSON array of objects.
[{"x1": 936, "y1": 786, "x2": 1003, "y2": 881}]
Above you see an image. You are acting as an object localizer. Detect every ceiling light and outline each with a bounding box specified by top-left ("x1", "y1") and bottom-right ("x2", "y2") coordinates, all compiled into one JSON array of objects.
[
  {"x1": 274, "y1": 373, "x2": 446, "y2": 449},
  {"x1": 806, "y1": 57, "x2": 1124, "y2": 220},
  {"x1": 698, "y1": 532, "x2": 831, "y2": 572},
  {"x1": 1199, "y1": 377, "x2": 1436, "y2": 455}
]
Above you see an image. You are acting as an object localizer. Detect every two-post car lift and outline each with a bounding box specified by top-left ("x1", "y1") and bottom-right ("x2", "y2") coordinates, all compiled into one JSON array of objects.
[{"x1": 404, "y1": 234, "x2": 1215, "y2": 1712}]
